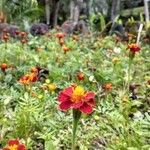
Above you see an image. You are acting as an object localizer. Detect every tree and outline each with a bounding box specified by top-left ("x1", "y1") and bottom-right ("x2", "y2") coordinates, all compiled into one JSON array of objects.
[
  {"x1": 70, "y1": 0, "x2": 83, "y2": 22},
  {"x1": 111, "y1": 0, "x2": 121, "y2": 22}
]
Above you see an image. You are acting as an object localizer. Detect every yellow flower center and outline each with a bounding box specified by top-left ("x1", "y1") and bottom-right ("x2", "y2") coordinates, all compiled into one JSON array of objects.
[
  {"x1": 71, "y1": 86, "x2": 85, "y2": 103},
  {"x1": 8, "y1": 145, "x2": 18, "y2": 150}
]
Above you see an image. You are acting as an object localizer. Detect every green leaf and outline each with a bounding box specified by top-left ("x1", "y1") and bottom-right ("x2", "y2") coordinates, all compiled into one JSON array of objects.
[{"x1": 45, "y1": 141, "x2": 56, "y2": 150}]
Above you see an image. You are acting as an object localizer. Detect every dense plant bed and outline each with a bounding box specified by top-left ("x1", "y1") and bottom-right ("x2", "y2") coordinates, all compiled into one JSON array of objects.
[{"x1": 0, "y1": 31, "x2": 150, "y2": 150}]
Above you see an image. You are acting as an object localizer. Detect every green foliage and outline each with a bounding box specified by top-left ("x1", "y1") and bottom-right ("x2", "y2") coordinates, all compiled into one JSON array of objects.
[
  {"x1": 0, "y1": 30, "x2": 150, "y2": 149},
  {"x1": 90, "y1": 13, "x2": 106, "y2": 31},
  {"x1": 1, "y1": 0, "x2": 42, "y2": 23}
]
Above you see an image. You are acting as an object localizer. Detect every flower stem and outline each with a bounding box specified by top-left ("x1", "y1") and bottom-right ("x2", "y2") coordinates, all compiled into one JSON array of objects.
[
  {"x1": 128, "y1": 52, "x2": 133, "y2": 93},
  {"x1": 72, "y1": 109, "x2": 81, "y2": 150}
]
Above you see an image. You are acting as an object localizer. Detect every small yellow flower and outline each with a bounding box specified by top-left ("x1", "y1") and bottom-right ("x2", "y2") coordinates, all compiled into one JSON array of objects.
[
  {"x1": 48, "y1": 83, "x2": 57, "y2": 92},
  {"x1": 112, "y1": 57, "x2": 119, "y2": 63}
]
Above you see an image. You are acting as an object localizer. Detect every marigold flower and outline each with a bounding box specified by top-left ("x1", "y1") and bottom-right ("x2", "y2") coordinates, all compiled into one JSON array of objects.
[
  {"x1": 48, "y1": 83, "x2": 57, "y2": 92},
  {"x1": 127, "y1": 43, "x2": 141, "y2": 53},
  {"x1": 112, "y1": 57, "x2": 119, "y2": 63},
  {"x1": 63, "y1": 46, "x2": 70, "y2": 53},
  {"x1": 77, "y1": 72, "x2": 85, "y2": 81},
  {"x1": 21, "y1": 39, "x2": 27, "y2": 44},
  {"x1": 3, "y1": 34, "x2": 9, "y2": 42},
  {"x1": 15, "y1": 30, "x2": 20, "y2": 35},
  {"x1": 59, "y1": 39, "x2": 65, "y2": 46},
  {"x1": 29, "y1": 73, "x2": 38, "y2": 82},
  {"x1": 19, "y1": 32, "x2": 27, "y2": 38},
  {"x1": 58, "y1": 86, "x2": 96, "y2": 114},
  {"x1": 3, "y1": 139, "x2": 26, "y2": 150},
  {"x1": 103, "y1": 83, "x2": 112, "y2": 91},
  {"x1": 1, "y1": 63, "x2": 8, "y2": 71},
  {"x1": 31, "y1": 67, "x2": 38, "y2": 74},
  {"x1": 19, "y1": 74, "x2": 30, "y2": 85},
  {"x1": 56, "y1": 32, "x2": 65, "y2": 39},
  {"x1": 147, "y1": 80, "x2": 150, "y2": 85}
]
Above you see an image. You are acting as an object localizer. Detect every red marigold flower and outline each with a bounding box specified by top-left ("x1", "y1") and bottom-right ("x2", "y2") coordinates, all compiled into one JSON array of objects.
[
  {"x1": 56, "y1": 32, "x2": 65, "y2": 39},
  {"x1": 1, "y1": 63, "x2": 8, "y2": 71},
  {"x1": 77, "y1": 72, "x2": 85, "y2": 81},
  {"x1": 58, "y1": 86, "x2": 96, "y2": 114},
  {"x1": 3, "y1": 139, "x2": 26, "y2": 150},
  {"x1": 8, "y1": 139, "x2": 19, "y2": 146},
  {"x1": 15, "y1": 30, "x2": 20, "y2": 35},
  {"x1": 127, "y1": 43, "x2": 141, "y2": 53}
]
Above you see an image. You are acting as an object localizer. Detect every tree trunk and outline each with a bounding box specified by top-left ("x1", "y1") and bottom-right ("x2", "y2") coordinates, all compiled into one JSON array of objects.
[
  {"x1": 70, "y1": 0, "x2": 75, "y2": 21},
  {"x1": 111, "y1": 0, "x2": 121, "y2": 22},
  {"x1": 52, "y1": 0, "x2": 60, "y2": 27},
  {"x1": 144, "y1": 0, "x2": 150, "y2": 22},
  {"x1": 45, "y1": 0, "x2": 51, "y2": 25},
  {"x1": 69, "y1": 0, "x2": 83, "y2": 23}
]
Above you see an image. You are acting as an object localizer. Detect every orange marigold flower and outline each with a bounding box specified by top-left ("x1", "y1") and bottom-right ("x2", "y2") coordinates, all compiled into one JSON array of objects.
[
  {"x1": 56, "y1": 32, "x2": 65, "y2": 39},
  {"x1": 77, "y1": 72, "x2": 85, "y2": 81},
  {"x1": 21, "y1": 39, "x2": 27, "y2": 44},
  {"x1": 58, "y1": 86, "x2": 96, "y2": 114},
  {"x1": 1, "y1": 63, "x2": 8, "y2": 71},
  {"x1": 59, "y1": 39, "x2": 65, "y2": 46},
  {"x1": 29, "y1": 73, "x2": 38, "y2": 82},
  {"x1": 19, "y1": 74, "x2": 30, "y2": 85},
  {"x1": 31, "y1": 67, "x2": 38, "y2": 74},
  {"x1": 19, "y1": 32, "x2": 27, "y2": 38},
  {"x1": 63, "y1": 46, "x2": 70, "y2": 53},
  {"x1": 127, "y1": 43, "x2": 141, "y2": 53},
  {"x1": 19, "y1": 72, "x2": 38, "y2": 85},
  {"x1": 3, "y1": 139, "x2": 26, "y2": 150},
  {"x1": 103, "y1": 83, "x2": 113, "y2": 91},
  {"x1": 147, "y1": 80, "x2": 150, "y2": 85},
  {"x1": 3, "y1": 34, "x2": 9, "y2": 42}
]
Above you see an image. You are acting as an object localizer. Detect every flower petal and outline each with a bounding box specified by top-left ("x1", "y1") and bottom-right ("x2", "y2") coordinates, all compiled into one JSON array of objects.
[
  {"x1": 84, "y1": 92, "x2": 95, "y2": 101},
  {"x1": 18, "y1": 144, "x2": 26, "y2": 150},
  {"x1": 59, "y1": 100, "x2": 72, "y2": 111},
  {"x1": 58, "y1": 87, "x2": 73, "y2": 102},
  {"x1": 58, "y1": 92, "x2": 70, "y2": 102},
  {"x1": 87, "y1": 99, "x2": 96, "y2": 107},
  {"x1": 72, "y1": 101, "x2": 83, "y2": 109},
  {"x1": 79, "y1": 103, "x2": 93, "y2": 114},
  {"x1": 3, "y1": 148, "x2": 10, "y2": 150},
  {"x1": 63, "y1": 87, "x2": 73, "y2": 96},
  {"x1": 8, "y1": 139, "x2": 19, "y2": 146}
]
